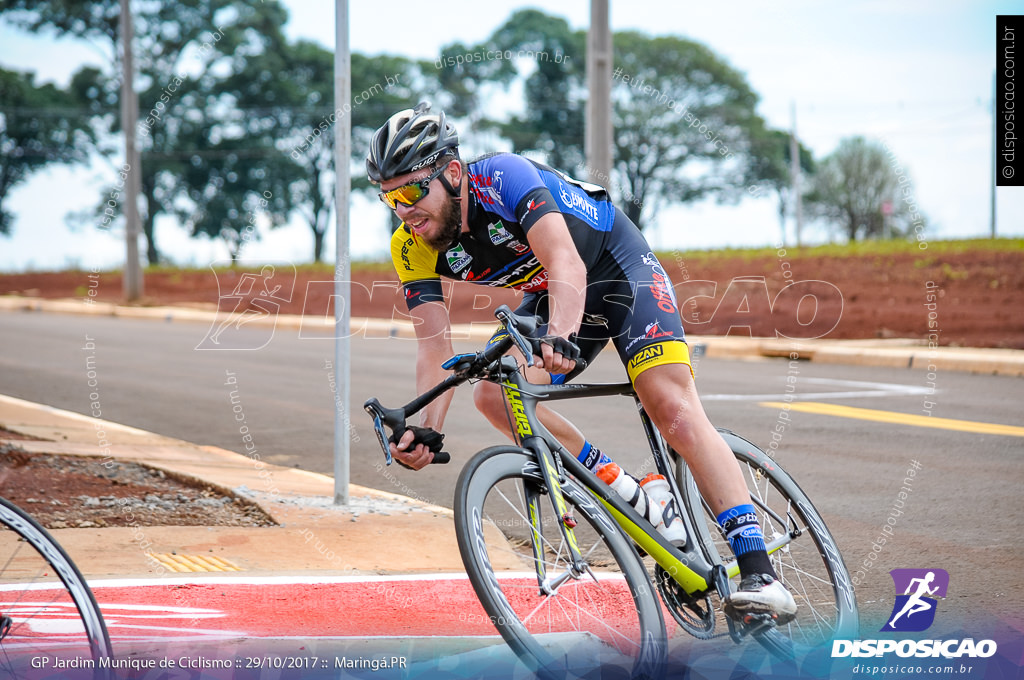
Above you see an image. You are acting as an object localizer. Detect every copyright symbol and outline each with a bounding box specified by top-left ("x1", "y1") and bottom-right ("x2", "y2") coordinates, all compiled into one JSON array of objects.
[{"x1": 1003, "y1": 166, "x2": 1015, "y2": 179}]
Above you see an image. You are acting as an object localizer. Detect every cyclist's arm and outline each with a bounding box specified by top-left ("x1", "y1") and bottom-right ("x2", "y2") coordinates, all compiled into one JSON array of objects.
[
  {"x1": 412, "y1": 299, "x2": 456, "y2": 430},
  {"x1": 390, "y1": 299, "x2": 455, "y2": 469},
  {"x1": 525, "y1": 212, "x2": 587, "y2": 373},
  {"x1": 389, "y1": 227, "x2": 456, "y2": 468}
]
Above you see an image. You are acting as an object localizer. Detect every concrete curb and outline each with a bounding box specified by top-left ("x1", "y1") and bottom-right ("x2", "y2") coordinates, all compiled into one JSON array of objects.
[
  {"x1": 3, "y1": 294, "x2": 1023, "y2": 376},
  {"x1": 0, "y1": 393, "x2": 486, "y2": 578}
]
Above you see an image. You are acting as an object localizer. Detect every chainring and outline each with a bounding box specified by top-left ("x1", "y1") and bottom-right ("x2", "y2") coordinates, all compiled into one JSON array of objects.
[{"x1": 654, "y1": 564, "x2": 717, "y2": 639}]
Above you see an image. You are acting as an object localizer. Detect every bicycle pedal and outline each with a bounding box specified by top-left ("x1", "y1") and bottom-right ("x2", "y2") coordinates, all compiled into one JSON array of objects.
[{"x1": 740, "y1": 612, "x2": 778, "y2": 633}]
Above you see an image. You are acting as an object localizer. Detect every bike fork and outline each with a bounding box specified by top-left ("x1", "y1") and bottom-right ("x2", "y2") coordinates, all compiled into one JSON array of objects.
[{"x1": 523, "y1": 437, "x2": 590, "y2": 589}]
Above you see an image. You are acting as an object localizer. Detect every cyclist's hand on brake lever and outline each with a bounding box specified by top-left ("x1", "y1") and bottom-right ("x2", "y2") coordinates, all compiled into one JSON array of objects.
[
  {"x1": 532, "y1": 334, "x2": 580, "y2": 375},
  {"x1": 389, "y1": 425, "x2": 445, "y2": 470}
]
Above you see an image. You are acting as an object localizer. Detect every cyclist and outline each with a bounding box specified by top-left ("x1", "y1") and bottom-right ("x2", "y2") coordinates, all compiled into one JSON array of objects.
[{"x1": 367, "y1": 103, "x2": 797, "y2": 624}]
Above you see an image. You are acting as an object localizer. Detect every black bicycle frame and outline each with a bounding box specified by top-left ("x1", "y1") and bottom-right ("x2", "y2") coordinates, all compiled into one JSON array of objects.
[
  {"x1": 493, "y1": 356, "x2": 734, "y2": 599},
  {"x1": 364, "y1": 305, "x2": 801, "y2": 600}
]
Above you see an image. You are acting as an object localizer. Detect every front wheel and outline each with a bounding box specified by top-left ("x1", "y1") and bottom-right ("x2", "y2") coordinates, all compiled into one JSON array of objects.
[
  {"x1": 680, "y1": 431, "x2": 859, "y2": 657},
  {"x1": 0, "y1": 496, "x2": 113, "y2": 678},
  {"x1": 455, "y1": 446, "x2": 667, "y2": 679}
]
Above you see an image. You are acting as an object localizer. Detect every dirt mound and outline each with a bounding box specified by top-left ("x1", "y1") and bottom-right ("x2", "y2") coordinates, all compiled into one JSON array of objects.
[{"x1": 0, "y1": 443, "x2": 275, "y2": 529}]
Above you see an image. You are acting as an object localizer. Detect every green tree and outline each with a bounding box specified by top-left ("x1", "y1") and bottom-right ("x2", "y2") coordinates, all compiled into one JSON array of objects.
[
  {"x1": 744, "y1": 123, "x2": 815, "y2": 244},
  {"x1": 487, "y1": 10, "x2": 586, "y2": 170},
  {"x1": 435, "y1": 11, "x2": 766, "y2": 230},
  {"x1": 0, "y1": 0, "x2": 119, "y2": 43},
  {"x1": 224, "y1": 39, "x2": 421, "y2": 260},
  {"x1": 0, "y1": 67, "x2": 93, "y2": 235},
  {"x1": 432, "y1": 10, "x2": 585, "y2": 168},
  {"x1": 805, "y1": 136, "x2": 921, "y2": 241},
  {"x1": 610, "y1": 31, "x2": 763, "y2": 228},
  {"x1": 1, "y1": 0, "x2": 296, "y2": 263}
]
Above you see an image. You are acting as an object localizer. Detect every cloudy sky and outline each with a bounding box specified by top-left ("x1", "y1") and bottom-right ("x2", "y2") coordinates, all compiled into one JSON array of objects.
[{"x1": 0, "y1": 0, "x2": 1020, "y2": 271}]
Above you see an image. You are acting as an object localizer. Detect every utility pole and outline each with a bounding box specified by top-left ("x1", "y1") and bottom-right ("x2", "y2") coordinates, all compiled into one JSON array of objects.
[
  {"x1": 333, "y1": 0, "x2": 351, "y2": 506},
  {"x1": 790, "y1": 101, "x2": 803, "y2": 247},
  {"x1": 119, "y1": 0, "x2": 143, "y2": 300},
  {"x1": 585, "y1": 0, "x2": 613, "y2": 188}
]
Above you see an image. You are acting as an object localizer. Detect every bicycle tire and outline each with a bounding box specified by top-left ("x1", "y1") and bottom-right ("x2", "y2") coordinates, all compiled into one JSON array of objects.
[
  {"x1": 455, "y1": 446, "x2": 667, "y2": 679},
  {"x1": 679, "y1": 431, "x2": 858, "y2": 658},
  {"x1": 0, "y1": 496, "x2": 112, "y2": 678}
]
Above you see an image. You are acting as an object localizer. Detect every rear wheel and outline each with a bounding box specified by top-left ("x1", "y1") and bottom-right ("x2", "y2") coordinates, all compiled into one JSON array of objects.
[
  {"x1": 679, "y1": 431, "x2": 859, "y2": 657},
  {"x1": 455, "y1": 446, "x2": 667, "y2": 678},
  {"x1": 0, "y1": 496, "x2": 112, "y2": 678}
]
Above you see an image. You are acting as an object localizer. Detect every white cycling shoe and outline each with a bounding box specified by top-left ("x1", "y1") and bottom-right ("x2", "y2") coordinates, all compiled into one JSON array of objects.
[{"x1": 724, "y1": 573, "x2": 798, "y2": 625}]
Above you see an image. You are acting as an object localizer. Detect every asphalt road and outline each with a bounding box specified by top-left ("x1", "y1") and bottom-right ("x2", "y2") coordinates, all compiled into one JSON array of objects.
[{"x1": 1, "y1": 310, "x2": 1022, "y2": 632}]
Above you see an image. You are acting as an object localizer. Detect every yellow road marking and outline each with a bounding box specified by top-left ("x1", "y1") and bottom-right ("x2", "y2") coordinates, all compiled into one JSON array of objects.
[
  {"x1": 146, "y1": 553, "x2": 243, "y2": 572},
  {"x1": 759, "y1": 402, "x2": 1024, "y2": 437}
]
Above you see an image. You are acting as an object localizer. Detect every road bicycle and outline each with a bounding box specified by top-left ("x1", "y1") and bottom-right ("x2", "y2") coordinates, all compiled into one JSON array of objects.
[
  {"x1": 365, "y1": 305, "x2": 858, "y2": 678},
  {"x1": 0, "y1": 495, "x2": 112, "y2": 678}
]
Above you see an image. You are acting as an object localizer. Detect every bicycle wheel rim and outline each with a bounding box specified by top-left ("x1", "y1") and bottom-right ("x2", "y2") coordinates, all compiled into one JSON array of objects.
[
  {"x1": 0, "y1": 497, "x2": 112, "y2": 678},
  {"x1": 687, "y1": 436, "x2": 858, "y2": 654},
  {"x1": 456, "y1": 447, "x2": 666, "y2": 679}
]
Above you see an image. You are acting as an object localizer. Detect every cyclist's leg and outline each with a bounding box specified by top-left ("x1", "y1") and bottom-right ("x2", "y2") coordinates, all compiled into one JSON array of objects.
[
  {"x1": 633, "y1": 362, "x2": 749, "y2": 513},
  {"x1": 604, "y1": 210, "x2": 796, "y2": 621}
]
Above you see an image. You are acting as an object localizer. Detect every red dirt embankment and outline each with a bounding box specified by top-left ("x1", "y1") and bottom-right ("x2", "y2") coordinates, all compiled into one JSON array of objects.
[{"x1": 3, "y1": 242, "x2": 1022, "y2": 349}]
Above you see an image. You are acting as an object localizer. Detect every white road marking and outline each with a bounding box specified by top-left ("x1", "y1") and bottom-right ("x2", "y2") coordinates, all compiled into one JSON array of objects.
[{"x1": 702, "y1": 377, "x2": 933, "y2": 402}]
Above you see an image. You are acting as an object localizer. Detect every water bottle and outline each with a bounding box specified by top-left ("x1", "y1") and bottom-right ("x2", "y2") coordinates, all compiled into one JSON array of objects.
[
  {"x1": 596, "y1": 463, "x2": 663, "y2": 528},
  {"x1": 640, "y1": 474, "x2": 688, "y2": 546}
]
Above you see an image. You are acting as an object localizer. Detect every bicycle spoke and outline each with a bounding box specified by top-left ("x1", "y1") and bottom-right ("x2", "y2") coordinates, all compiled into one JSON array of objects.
[
  {"x1": 457, "y1": 450, "x2": 664, "y2": 675},
  {"x1": 688, "y1": 444, "x2": 857, "y2": 656}
]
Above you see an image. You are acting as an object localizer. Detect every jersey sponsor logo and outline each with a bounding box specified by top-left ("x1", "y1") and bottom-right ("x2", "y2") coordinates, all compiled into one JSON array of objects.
[
  {"x1": 488, "y1": 221, "x2": 513, "y2": 244},
  {"x1": 399, "y1": 237, "x2": 417, "y2": 272},
  {"x1": 405, "y1": 289, "x2": 420, "y2": 300},
  {"x1": 649, "y1": 272, "x2": 677, "y2": 314},
  {"x1": 626, "y1": 341, "x2": 692, "y2": 382},
  {"x1": 506, "y1": 239, "x2": 531, "y2": 254},
  {"x1": 462, "y1": 267, "x2": 493, "y2": 282},
  {"x1": 556, "y1": 180, "x2": 599, "y2": 226},
  {"x1": 641, "y1": 251, "x2": 670, "y2": 278},
  {"x1": 527, "y1": 198, "x2": 546, "y2": 213},
  {"x1": 644, "y1": 322, "x2": 672, "y2": 339},
  {"x1": 445, "y1": 244, "x2": 473, "y2": 273},
  {"x1": 628, "y1": 345, "x2": 664, "y2": 373},
  {"x1": 470, "y1": 172, "x2": 504, "y2": 207},
  {"x1": 519, "y1": 269, "x2": 549, "y2": 292},
  {"x1": 482, "y1": 254, "x2": 543, "y2": 289}
]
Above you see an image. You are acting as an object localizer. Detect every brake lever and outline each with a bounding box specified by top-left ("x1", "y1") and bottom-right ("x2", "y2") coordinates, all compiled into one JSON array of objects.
[
  {"x1": 363, "y1": 398, "x2": 451, "y2": 466},
  {"x1": 495, "y1": 306, "x2": 537, "y2": 368},
  {"x1": 364, "y1": 398, "x2": 402, "y2": 465}
]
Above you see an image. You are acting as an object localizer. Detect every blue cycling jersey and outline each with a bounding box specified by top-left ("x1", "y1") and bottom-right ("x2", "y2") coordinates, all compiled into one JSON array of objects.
[{"x1": 391, "y1": 153, "x2": 615, "y2": 304}]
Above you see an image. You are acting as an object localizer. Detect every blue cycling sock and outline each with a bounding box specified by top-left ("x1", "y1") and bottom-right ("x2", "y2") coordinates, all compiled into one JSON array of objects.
[
  {"x1": 577, "y1": 441, "x2": 612, "y2": 471},
  {"x1": 717, "y1": 504, "x2": 776, "y2": 579}
]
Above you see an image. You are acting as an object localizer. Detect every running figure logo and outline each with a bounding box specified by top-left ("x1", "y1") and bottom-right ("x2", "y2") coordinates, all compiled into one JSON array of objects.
[
  {"x1": 196, "y1": 262, "x2": 296, "y2": 350},
  {"x1": 881, "y1": 568, "x2": 949, "y2": 632}
]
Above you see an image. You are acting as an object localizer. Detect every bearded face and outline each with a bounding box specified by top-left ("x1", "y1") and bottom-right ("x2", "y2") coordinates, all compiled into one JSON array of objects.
[{"x1": 422, "y1": 191, "x2": 462, "y2": 252}]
